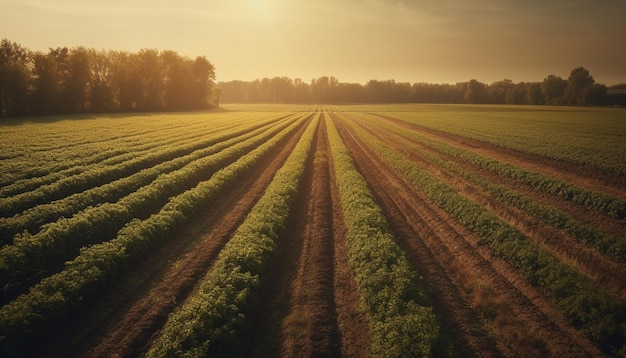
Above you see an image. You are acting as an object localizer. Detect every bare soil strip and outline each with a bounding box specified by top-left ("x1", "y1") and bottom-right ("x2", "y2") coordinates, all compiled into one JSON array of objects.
[
  {"x1": 367, "y1": 116, "x2": 626, "y2": 239},
  {"x1": 371, "y1": 114, "x2": 626, "y2": 199},
  {"x1": 353, "y1": 118, "x2": 626, "y2": 298},
  {"x1": 241, "y1": 117, "x2": 369, "y2": 357},
  {"x1": 334, "y1": 115, "x2": 605, "y2": 357},
  {"x1": 39, "y1": 118, "x2": 310, "y2": 358}
]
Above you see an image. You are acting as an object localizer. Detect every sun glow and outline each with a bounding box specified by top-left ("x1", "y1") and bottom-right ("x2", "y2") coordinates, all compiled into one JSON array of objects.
[{"x1": 1, "y1": 0, "x2": 624, "y2": 84}]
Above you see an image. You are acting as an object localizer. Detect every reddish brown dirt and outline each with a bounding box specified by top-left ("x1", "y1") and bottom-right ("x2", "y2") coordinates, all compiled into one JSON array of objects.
[
  {"x1": 241, "y1": 116, "x2": 370, "y2": 357},
  {"x1": 351, "y1": 116, "x2": 626, "y2": 298},
  {"x1": 39, "y1": 118, "x2": 311, "y2": 358},
  {"x1": 333, "y1": 114, "x2": 606, "y2": 357},
  {"x1": 371, "y1": 113, "x2": 626, "y2": 199},
  {"x1": 367, "y1": 115, "x2": 626, "y2": 240}
]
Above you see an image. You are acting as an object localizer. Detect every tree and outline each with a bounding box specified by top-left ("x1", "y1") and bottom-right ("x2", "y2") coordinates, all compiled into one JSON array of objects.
[
  {"x1": 64, "y1": 47, "x2": 91, "y2": 113},
  {"x1": 311, "y1": 76, "x2": 338, "y2": 103},
  {"x1": 541, "y1": 75, "x2": 567, "y2": 104},
  {"x1": 487, "y1": 79, "x2": 514, "y2": 104},
  {"x1": 31, "y1": 51, "x2": 61, "y2": 115},
  {"x1": 0, "y1": 39, "x2": 31, "y2": 117},
  {"x1": 89, "y1": 49, "x2": 113, "y2": 112},
  {"x1": 565, "y1": 67, "x2": 595, "y2": 105},
  {"x1": 525, "y1": 83, "x2": 543, "y2": 105},
  {"x1": 581, "y1": 83, "x2": 607, "y2": 105},
  {"x1": 137, "y1": 49, "x2": 163, "y2": 111},
  {"x1": 464, "y1": 79, "x2": 487, "y2": 103},
  {"x1": 190, "y1": 56, "x2": 217, "y2": 108}
]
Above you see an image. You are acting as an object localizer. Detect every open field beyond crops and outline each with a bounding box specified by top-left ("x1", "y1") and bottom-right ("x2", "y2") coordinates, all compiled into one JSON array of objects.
[{"x1": 0, "y1": 104, "x2": 625, "y2": 357}]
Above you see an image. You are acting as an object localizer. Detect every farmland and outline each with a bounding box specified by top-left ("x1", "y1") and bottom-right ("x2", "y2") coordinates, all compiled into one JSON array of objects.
[{"x1": 0, "y1": 104, "x2": 625, "y2": 357}]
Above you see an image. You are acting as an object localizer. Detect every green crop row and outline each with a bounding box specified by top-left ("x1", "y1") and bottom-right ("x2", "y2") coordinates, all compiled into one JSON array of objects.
[
  {"x1": 0, "y1": 114, "x2": 290, "y2": 218},
  {"x1": 326, "y1": 117, "x2": 442, "y2": 357},
  {"x1": 0, "y1": 115, "x2": 309, "y2": 357},
  {"x1": 359, "y1": 115, "x2": 626, "y2": 263},
  {"x1": 378, "y1": 108, "x2": 626, "y2": 177},
  {"x1": 0, "y1": 117, "x2": 300, "y2": 292},
  {"x1": 344, "y1": 116, "x2": 626, "y2": 356},
  {"x1": 0, "y1": 116, "x2": 225, "y2": 196},
  {"x1": 0, "y1": 115, "x2": 290, "y2": 241},
  {"x1": 364, "y1": 113, "x2": 626, "y2": 219},
  {"x1": 146, "y1": 115, "x2": 318, "y2": 357}
]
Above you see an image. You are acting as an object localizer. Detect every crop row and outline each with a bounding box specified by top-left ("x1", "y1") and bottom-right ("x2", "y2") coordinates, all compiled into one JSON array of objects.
[
  {"x1": 326, "y1": 117, "x2": 442, "y2": 357},
  {"x1": 0, "y1": 117, "x2": 301, "y2": 292},
  {"x1": 0, "y1": 115, "x2": 292, "y2": 242},
  {"x1": 0, "y1": 114, "x2": 288, "y2": 215},
  {"x1": 146, "y1": 114, "x2": 319, "y2": 357},
  {"x1": 381, "y1": 107, "x2": 626, "y2": 176},
  {"x1": 343, "y1": 115, "x2": 626, "y2": 355},
  {"x1": 0, "y1": 115, "x2": 309, "y2": 356},
  {"x1": 0, "y1": 111, "x2": 274, "y2": 196},
  {"x1": 366, "y1": 113, "x2": 626, "y2": 219},
  {"x1": 357, "y1": 115, "x2": 626, "y2": 263},
  {"x1": 0, "y1": 116, "x2": 218, "y2": 189}
]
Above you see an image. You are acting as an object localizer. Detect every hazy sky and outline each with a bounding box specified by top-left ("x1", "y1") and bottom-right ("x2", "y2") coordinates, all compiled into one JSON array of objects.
[{"x1": 2, "y1": 0, "x2": 625, "y2": 85}]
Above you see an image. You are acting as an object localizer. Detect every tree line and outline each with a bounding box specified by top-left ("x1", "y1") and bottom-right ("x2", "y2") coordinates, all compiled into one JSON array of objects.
[
  {"x1": 0, "y1": 39, "x2": 219, "y2": 118},
  {"x1": 220, "y1": 68, "x2": 624, "y2": 106}
]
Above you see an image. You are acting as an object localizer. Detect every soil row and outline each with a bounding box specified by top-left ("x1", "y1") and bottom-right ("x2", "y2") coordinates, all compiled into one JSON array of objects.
[
  {"x1": 39, "y1": 118, "x2": 310, "y2": 358},
  {"x1": 38, "y1": 116, "x2": 372, "y2": 358},
  {"x1": 351, "y1": 115, "x2": 626, "y2": 298},
  {"x1": 371, "y1": 114, "x2": 626, "y2": 199},
  {"x1": 334, "y1": 114, "x2": 605, "y2": 357},
  {"x1": 239, "y1": 116, "x2": 370, "y2": 357}
]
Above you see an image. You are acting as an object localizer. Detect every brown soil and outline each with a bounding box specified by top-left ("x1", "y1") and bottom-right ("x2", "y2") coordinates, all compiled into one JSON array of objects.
[
  {"x1": 371, "y1": 113, "x2": 626, "y2": 199},
  {"x1": 351, "y1": 116, "x2": 626, "y2": 298},
  {"x1": 333, "y1": 113, "x2": 606, "y2": 357},
  {"x1": 39, "y1": 117, "x2": 311, "y2": 358},
  {"x1": 369, "y1": 115, "x2": 626, "y2": 240},
  {"x1": 241, "y1": 116, "x2": 370, "y2": 357},
  {"x1": 18, "y1": 108, "x2": 620, "y2": 358}
]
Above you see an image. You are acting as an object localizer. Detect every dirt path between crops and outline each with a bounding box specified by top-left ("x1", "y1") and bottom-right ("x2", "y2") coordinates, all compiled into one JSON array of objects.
[
  {"x1": 241, "y1": 116, "x2": 370, "y2": 358},
  {"x1": 367, "y1": 115, "x2": 626, "y2": 239},
  {"x1": 39, "y1": 117, "x2": 311, "y2": 358},
  {"x1": 351, "y1": 117, "x2": 626, "y2": 298},
  {"x1": 371, "y1": 114, "x2": 626, "y2": 199},
  {"x1": 334, "y1": 114, "x2": 605, "y2": 357}
]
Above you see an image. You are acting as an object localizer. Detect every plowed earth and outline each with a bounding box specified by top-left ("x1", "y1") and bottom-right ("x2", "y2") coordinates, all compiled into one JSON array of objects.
[
  {"x1": 16, "y1": 109, "x2": 623, "y2": 357},
  {"x1": 333, "y1": 114, "x2": 607, "y2": 357}
]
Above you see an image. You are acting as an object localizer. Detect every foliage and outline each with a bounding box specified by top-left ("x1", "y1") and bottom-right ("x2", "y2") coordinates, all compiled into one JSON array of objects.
[
  {"x1": 344, "y1": 116, "x2": 626, "y2": 355},
  {"x1": 0, "y1": 116, "x2": 306, "y2": 355},
  {"x1": 0, "y1": 39, "x2": 217, "y2": 117},
  {"x1": 146, "y1": 115, "x2": 318, "y2": 357},
  {"x1": 326, "y1": 117, "x2": 441, "y2": 357},
  {"x1": 219, "y1": 67, "x2": 611, "y2": 106}
]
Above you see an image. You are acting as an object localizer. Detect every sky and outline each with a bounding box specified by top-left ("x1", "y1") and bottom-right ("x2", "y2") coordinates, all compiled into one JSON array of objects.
[{"x1": 2, "y1": 0, "x2": 626, "y2": 85}]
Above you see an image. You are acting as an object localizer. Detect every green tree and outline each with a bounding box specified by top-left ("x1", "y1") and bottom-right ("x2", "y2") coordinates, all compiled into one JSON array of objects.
[
  {"x1": 0, "y1": 39, "x2": 31, "y2": 117},
  {"x1": 565, "y1": 67, "x2": 595, "y2": 105},
  {"x1": 31, "y1": 50, "x2": 61, "y2": 114},
  {"x1": 190, "y1": 56, "x2": 217, "y2": 108},
  {"x1": 88, "y1": 49, "x2": 113, "y2": 112},
  {"x1": 525, "y1": 83, "x2": 543, "y2": 104},
  {"x1": 64, "y1": 47, "x2": 91, "y2": 112},
  {"x1": 581, "y1": 83, "x2": 607, "y2": 105},
  {"x1": 464, "y1": 79, "x2": 487, "y2": 103},
  {"x1": 137, "y1": 49, "x2": 163, "y2": 111},
  {"x1": 541, "y1": 75, "x2": 567, "y2": 104},
  {"x1": 487, "y1": 79, "x2": 514, "y2": 104}
]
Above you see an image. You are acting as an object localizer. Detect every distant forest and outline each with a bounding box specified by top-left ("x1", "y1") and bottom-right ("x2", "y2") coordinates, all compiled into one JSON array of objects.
[
  {"x1": 0, "y1": 39, "x2": 218, "y2": 118},
  {"x1": 220, "y1": 70, "x2": 626, "y2": 106},
  {"x1": 2, "y1": 38, "x2": 625, "y2": 118}
]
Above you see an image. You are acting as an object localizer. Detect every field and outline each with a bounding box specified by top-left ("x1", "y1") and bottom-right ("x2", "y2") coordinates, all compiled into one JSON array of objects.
[{"x1": 0, "y1": 104, "x2": 625, "y2": 357}]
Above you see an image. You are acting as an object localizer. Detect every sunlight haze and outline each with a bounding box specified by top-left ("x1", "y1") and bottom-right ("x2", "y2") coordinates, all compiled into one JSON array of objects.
[{"x1": 2, "y1": 0, "x2": 625, "y2": 84}]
